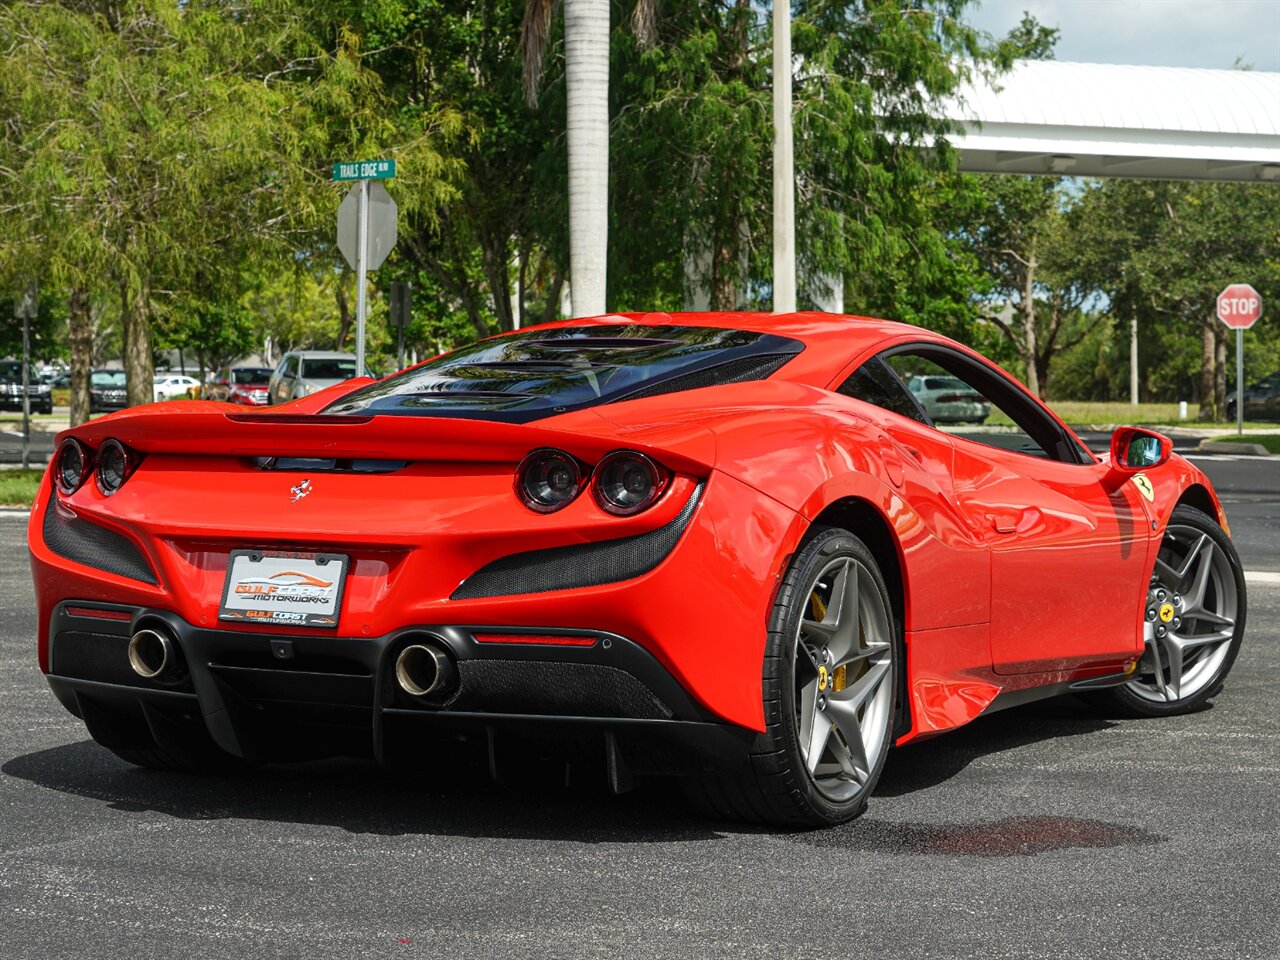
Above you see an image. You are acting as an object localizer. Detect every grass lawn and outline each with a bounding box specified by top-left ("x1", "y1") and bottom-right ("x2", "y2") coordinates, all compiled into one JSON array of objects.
[
  {"x1": 0, "y1": 469, "x2": 43, "y2": 507},
  {"x1": 987, "y1": 400, "x2": 1280, "y2": 431},
  {"x1": 1238, "y1": 434, "x2": 1280, "y2": 454}
]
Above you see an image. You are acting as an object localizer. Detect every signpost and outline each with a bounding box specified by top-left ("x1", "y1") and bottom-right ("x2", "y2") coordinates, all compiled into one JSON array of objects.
[
  {"x1": 334, "y1": 160, "x2": 397, "y2": 377},
  {"x1": 1216, "y1": 283, "x2": 1263, "y2": 436}
]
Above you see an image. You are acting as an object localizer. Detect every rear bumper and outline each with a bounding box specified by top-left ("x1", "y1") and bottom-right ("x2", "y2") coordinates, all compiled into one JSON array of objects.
[{"x1": 45, "y1": 602, "x2": 756, "y2": 775}]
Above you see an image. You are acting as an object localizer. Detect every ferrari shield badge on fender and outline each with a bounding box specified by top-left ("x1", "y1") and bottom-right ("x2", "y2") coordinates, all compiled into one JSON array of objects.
[
  {"x1": 1132, "y1": 473, "x2": 1155, "y2": 503},
  {"x1": 290, "y1": 478, "x2": 312, "y2": 503}
]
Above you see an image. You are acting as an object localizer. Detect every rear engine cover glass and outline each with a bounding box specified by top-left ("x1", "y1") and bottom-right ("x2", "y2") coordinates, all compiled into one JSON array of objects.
[{"x1": 323, "y1": 325, "x2": 802, "y2": 423}]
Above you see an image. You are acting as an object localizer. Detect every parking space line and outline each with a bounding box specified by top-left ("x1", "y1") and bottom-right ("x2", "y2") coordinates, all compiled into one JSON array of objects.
[{"x1": 1244, "y1": 570, "x2": 1280, "y2": 584}]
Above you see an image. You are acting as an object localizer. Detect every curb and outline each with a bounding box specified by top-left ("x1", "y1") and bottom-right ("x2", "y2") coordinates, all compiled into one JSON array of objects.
[{"x1": 1196, "y1": 440, "x2": 1272, "y2": 456}]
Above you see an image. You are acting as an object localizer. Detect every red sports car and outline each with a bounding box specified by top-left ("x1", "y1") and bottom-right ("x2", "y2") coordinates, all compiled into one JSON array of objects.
[{"x1": 29, "y1": 312, "x2": 1248, "y2": 826}]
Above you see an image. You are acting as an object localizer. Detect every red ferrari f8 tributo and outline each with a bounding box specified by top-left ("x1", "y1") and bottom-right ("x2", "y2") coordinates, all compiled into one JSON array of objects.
[{"x1": 29, "y1": 313, "x2": 1248, "y2": 825}]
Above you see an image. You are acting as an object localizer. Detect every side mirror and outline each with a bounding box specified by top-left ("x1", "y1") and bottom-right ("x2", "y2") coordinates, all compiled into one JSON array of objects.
[{"x1": 1110, "y1": 427, "x2": 1172, "y2": 472}]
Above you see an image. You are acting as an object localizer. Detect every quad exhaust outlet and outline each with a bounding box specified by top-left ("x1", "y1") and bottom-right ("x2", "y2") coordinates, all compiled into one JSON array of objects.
[{"x1": 395, "y1": 643, "x2": 457, "y2": 698}]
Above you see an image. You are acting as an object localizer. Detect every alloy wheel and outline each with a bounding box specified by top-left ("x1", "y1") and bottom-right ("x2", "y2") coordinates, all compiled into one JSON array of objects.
[{"x1": 793, "y1": 556, "x2": 894, "y2": 802}]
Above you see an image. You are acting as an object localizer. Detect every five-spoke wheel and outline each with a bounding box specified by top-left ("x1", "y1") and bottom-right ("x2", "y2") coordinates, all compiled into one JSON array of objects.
[
  {"x1": 1106, "y1": 504, "x2": 1246, "y2": 717},
  {"x1": 684, "y1": 527, "x2": 899, "y2": 826}
]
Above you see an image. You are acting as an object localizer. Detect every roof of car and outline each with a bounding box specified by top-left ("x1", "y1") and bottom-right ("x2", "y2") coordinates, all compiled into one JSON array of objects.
[{"x1": 284, "y1": 351, "x2": 358, "y2": 359}]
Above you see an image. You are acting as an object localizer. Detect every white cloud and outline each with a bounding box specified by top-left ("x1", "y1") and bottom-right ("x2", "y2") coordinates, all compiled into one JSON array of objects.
[{"x1": 968, "y1": 0, "x2": 1280, "y2": 71}]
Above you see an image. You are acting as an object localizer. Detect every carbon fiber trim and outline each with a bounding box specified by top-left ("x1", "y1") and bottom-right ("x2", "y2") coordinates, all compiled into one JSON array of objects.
[
  {"x1": 43, "y1": 498, "x2": 157, "y2": 584},
  {"x1": 451, "y1": 484, "x2": 704, "y2": 600}
]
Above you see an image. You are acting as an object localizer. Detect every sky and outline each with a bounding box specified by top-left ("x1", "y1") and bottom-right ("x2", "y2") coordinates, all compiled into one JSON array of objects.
[{"x1": 965, "y1": 0, "x2": 1280, "y2": 71}]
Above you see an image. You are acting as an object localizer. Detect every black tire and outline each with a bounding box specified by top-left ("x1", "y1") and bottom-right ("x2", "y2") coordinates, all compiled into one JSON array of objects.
[
  {"x1": 684, "y1": 527, "x2": 900, "y2": 827},
  {"x1": 1096, "y1": 504, "x2": 1246, "y2": 718}
]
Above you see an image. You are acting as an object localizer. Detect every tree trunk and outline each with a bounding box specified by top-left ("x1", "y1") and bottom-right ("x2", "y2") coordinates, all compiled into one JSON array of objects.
[
  {"x1": 1198, "y1": 317, "x2": 1215, "y2": 421},
  {"x1": 121, "y1": 279, "x2": 153, "y2": 408},
  {"x1": 1021, "y1": 253, "x2": 1040, "y2": 396},
  {"x1": 335, "y1": 267, "x2": 353, "y2": 349},
  {"x1": 1214, "y1": 328, "x2": 1227, "y2": 418},
  {"x1": 67, "y1": 287, "x2": 92, "y2": 427},
  {"x1": 564, "y1": 0, "x2": 610, "y2": 316}
]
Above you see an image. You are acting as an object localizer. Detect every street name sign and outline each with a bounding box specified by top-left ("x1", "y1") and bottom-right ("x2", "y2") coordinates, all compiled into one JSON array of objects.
[
  {"x1": 332, "y1": 159, "x2": 396, "y2": 182},
  {"x1": 1216, "y1": 283, "x2": 1262, "y2": 330}
]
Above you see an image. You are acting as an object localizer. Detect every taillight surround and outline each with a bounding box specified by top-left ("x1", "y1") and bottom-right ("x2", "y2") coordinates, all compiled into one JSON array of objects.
[
  {"x1": 592, "y1": 450, "x2": 671, "y2": 516},
  {"x1": 95, "y1": 438, "x2": 140, "y2": 496},
  {"x1": 516, "y1": 448, "x2": 588, "y2": 513},
  {"x1": 55, "y1": 438, "x2": 92, "y2": 496}
]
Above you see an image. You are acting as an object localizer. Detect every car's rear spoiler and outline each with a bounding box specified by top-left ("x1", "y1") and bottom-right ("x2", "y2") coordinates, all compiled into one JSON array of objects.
[{"x1": 59, "y1": 402, "x2": 717, "y2": 475}]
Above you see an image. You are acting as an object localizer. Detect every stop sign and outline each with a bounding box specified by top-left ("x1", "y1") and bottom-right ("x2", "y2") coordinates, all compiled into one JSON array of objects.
[{"x1": 1217, "y1": 283, "x2": 1263, "y2": 330}]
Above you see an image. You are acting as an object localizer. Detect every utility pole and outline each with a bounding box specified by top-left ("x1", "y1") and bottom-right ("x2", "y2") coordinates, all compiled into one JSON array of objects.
[{"x1": 772, "y1": 0, "x2": 796, "y2": 314}]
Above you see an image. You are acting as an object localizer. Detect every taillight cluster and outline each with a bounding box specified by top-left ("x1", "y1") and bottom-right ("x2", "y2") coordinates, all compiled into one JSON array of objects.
[
  {"x1": 55, "y1": 438, "x2": 140, "y2": 497},
  {"x1": 516, "y1": 448, "x2": 671, "y2": 516}
]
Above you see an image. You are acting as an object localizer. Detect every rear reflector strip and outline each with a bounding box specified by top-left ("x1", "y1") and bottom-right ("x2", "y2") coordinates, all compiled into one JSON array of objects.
[
  {"x1": 65, "y1": 606, "x2": 133, "y2": 622},
  {"x1": 472, "y1": 633, "x2": 597, "y2": 647}
]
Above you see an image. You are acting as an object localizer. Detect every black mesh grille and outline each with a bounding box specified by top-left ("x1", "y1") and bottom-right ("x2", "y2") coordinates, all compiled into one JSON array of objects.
[
  {"x1": 451, "y1": 659, "x2": 673, "y2": 719},
  {"x1": 451, "y1": 485, "x2": 703, "y2": 600},
  {"x1": 615, "y1": 354, "x2": 791, "y2": 402},
  {"x1": 50, "y1": 630, "x2": 191, "y2": 690},
  {"x1": 43, "y1": 499, "x2": 157, "y2": 584}
]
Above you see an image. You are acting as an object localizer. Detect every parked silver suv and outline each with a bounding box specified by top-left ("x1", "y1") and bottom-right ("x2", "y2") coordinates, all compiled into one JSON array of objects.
[{"x1": 268, "y1": 351, "x2": 371, "y2": 404}]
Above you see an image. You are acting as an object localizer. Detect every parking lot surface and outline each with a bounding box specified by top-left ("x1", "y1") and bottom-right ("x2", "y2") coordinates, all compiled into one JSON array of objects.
[{"x1": 0, "y1": 454, "x2": 1276, "y2": 959}]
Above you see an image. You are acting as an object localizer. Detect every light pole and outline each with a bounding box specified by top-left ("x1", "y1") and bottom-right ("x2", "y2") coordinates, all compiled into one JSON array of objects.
[{"x1": 772, "y1": 0, "x2": 796, "y2": 314}]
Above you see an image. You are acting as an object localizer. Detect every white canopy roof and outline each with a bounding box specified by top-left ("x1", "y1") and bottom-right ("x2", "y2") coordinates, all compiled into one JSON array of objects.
[{"x1": 949, "y1": 60, "x2": 1280, "y2": 182}]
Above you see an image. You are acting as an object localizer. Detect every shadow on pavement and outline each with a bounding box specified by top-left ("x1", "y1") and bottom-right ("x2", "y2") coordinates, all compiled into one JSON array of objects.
[
  {"x1": 1, "y1": 739, "x2": 722, "y2": 844},
  {"x1": 876, "y1": 695, "x2": 1118, "y2": 797},
  {"x1": 4, "y1": 695, "x2": 1145, "y2": 846}
]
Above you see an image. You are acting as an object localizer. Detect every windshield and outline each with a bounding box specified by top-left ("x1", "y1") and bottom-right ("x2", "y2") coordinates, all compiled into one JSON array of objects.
[
  {"x1": 233, "y1": 368, "x2": 273, "y2": 385},
  {"x1": 92, "y1": 371, "x2": 127, "y2": 387},
  {"x1": 325, "y1": 324, "x2": 803, "y2": 423},
  {"x1": 0, "y1": 361, "x2": 38, "y2": 383},
  {"x1": 301, "y1": 358, "x2": 359, "y2": 380}
]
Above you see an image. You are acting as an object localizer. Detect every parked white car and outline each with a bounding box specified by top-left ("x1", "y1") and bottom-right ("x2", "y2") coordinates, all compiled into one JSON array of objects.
[
  {"x1": 906, "y1": 374, "x2": 991, "y2": 425},
  {"x1": 152, "y1": 374, "x2": 201, "y2": 402}
]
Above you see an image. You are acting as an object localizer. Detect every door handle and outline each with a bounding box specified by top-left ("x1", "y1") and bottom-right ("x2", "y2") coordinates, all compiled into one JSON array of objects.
[{"x1": 987, "y1": 514, "x2": 1017, "y2": 534}]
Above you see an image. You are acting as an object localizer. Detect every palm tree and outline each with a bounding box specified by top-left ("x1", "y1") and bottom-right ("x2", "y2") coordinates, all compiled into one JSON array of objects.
[{"x1": 522, "y1": 1, "x2": 657, "y2": 318}]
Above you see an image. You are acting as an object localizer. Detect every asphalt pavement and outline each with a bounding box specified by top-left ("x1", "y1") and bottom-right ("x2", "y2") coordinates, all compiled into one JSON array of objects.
[{"x1": 0, "y1": 457, "x2": 1276, "y2": 959}]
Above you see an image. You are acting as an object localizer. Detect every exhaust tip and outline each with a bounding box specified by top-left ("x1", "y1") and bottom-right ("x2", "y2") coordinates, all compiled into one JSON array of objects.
[
  {"x1": 395, "y1": 643, "x2": 456, "y2": 698},
  {"x1": 128, "y1": 627, "x2": 174, "y2": 680}
]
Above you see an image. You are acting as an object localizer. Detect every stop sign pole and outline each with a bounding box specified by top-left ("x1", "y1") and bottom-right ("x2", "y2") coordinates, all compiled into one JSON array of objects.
[{"x1": 1216, "y1": 283, "x2": 1263, "y2": 436}]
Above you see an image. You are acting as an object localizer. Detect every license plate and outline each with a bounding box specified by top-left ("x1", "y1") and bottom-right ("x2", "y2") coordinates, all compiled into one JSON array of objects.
[{"x1": 219, "y1": 550, "x2": 349, "y2": 629}]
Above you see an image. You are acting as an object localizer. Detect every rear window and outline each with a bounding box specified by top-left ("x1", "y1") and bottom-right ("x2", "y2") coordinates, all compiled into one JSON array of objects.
[
  {"x1": 92, "y1": 371, "x2": 126, "y2": 387},
  {"x1": 233, "y1": 368, "x2": 273, "y2": 385},
  {"x1": 301, "y1": 358, "x2": 359, "y2": 380},
  {"x1": 325, "y1": 325, "x2": 803, "y2": 423}
]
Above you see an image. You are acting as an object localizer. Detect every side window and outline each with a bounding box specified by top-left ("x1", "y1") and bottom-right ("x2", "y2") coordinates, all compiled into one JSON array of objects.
[
  {"x1": 283, "y1": 356, "x2": 298, "y2": 379},
  {"x1": 882, "y1": 350, "x2": 1082, "y2": 462},
  {"x1": 836, "y1": 357, "x2": 929, "y2": 425}
]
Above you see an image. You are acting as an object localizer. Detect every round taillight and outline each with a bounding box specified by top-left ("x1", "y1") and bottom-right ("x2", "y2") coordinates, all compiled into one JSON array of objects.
[
  {"x1": 516, "y1": 449, "x2": 585, "y2": 513},
  {"x1": 95, "y1": 439, "x2": 134, "y2": 496},
  {"x1": 55, "y1": 439, "x2": 91, "y2": 495},
  {"x1": 592, "y1": 451, "x2": 669, "y2": 516}
]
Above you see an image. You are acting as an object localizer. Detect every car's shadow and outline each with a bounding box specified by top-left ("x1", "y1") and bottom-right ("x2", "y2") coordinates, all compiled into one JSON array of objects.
[
  {"x1": 2, "y1": 696, "x2": 1138, "y2": 844},
  {"x1": 875, "y1": 694, "x2": 1119, "y2": 796}
]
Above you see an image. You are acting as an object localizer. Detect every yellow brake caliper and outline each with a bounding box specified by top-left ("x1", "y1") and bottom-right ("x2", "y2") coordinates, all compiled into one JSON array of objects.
[{"x1": 809, "y1": 590, "x2": 848, "y2": 691}]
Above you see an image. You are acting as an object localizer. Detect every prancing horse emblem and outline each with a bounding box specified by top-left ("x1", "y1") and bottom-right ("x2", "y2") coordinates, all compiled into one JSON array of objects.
[{"x1": 290, "y1": 479, "x2": 312, "y2": 503}]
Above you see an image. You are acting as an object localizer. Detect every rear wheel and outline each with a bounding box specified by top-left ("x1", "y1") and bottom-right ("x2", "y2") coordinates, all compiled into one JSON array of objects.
[
  {"x1": 685, "y1": 527, "x2": 898, "y2": 826},
  {"x1": 1101, "y1": 505, "x2": 1246, "y2": 717}
]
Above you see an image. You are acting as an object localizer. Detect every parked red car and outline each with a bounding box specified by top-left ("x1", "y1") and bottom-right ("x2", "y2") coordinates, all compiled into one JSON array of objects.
[
  {"x1": 29, "y1": 312, "x2": 1247, "y2": 826},
  {"x1": 205, "y1": 366, "x2": 273, "y2": 405}
]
